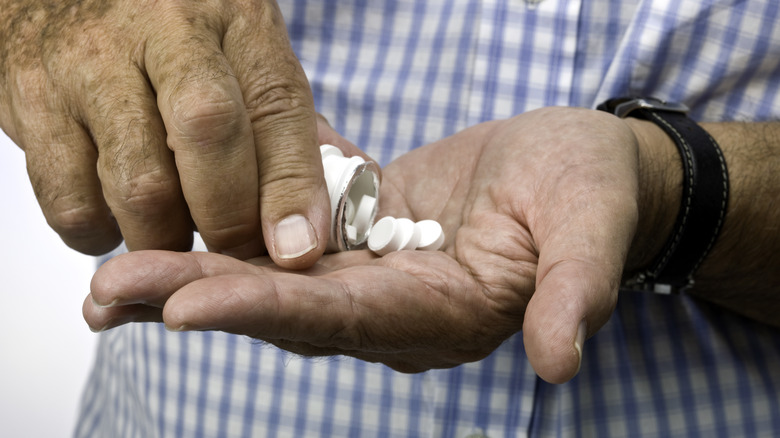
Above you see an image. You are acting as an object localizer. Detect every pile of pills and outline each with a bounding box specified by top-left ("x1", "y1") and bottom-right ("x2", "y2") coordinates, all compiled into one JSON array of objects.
[{"x1": 367, "y1": 217, "x2": 444, "y2": 255}]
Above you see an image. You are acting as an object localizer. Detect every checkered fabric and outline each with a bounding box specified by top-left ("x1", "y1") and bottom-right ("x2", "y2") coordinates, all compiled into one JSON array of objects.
[{"x1": 76, "y1": 1, "x2": 780, "y2": 437}]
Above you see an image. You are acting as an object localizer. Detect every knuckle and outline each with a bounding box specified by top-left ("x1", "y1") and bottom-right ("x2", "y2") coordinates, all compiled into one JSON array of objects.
[
  {"x1": 106, "y1": 169, "x2": 180, "y2": 216},
  {"x1": 48, "y1": 203, "x2": 105, "y2": 239},
  {"x1": 261, "y1": 155, "x2": 321, "y2": 187},
  {"x1": 257, "y1": 137, "x2": 321, "y2": 180},
  {"x1": 247, "y1": 82, "x2": 303, "y2": 115},
  {"x1": 94, "y1": 113, "x2": 160, "y2": 155},
  {"x1": 260, "y1": 173, "x2": 323, "y2": 214},
  {"x1": 168, "y1": 88, "x2": 247, "y2": 147},
  {"x1": 45, "y1": 198, "x2": 121, "y2": 255},
  {"x1": 244, "y1": 70, "x2": 312, "y2": 122},
  {"x1": 258, "y1": 147, "x2": 324, "y2": 198}
]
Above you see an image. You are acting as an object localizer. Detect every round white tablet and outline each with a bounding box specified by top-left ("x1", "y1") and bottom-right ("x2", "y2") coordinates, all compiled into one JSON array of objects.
[
  {"x1": 415, "y1": 219, "x2": 445, "y2": 251},
  {"x1": 367, "y1": 216, "x2": 403, "y2": 256},
  {"x1": 397, "y1": 218, "x2": 421, "y2": 250}
]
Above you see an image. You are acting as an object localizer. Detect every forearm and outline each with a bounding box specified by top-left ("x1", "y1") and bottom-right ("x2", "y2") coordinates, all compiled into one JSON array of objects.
[{"x1": 625, "y1": 118, "x2": 780, "y2": 326}]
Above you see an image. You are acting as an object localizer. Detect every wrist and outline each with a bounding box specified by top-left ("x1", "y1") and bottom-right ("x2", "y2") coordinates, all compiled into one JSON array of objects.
[{"x1": 622, "y1": 117, "x2": 683, "y2": 276}]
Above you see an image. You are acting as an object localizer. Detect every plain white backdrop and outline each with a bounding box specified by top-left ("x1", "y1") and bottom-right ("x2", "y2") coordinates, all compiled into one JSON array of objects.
[{"x1": 0, "y1": 131, "x2": 98, "y2": 437}]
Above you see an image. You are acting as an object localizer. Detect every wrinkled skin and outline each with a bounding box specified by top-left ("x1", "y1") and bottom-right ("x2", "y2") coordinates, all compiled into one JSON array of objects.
[
  {"x1": 0, "y1": 0, "x2": 336, "y2": 267},
  {"x1": 85, "y1": 107, "x2": 641, "y2": 383}
]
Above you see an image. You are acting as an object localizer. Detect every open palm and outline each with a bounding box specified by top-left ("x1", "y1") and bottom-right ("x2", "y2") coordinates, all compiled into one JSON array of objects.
[{"x1": 85, "y1": 107, "x2": 641, "y2": 383}]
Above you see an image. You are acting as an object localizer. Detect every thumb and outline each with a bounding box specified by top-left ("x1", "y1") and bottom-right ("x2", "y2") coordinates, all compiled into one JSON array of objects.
[
  {"x1": 249, "y1": 78, "x2": 330, "y2": 269},
  {"x1": 257, "y1": 113, "x2": 331, "y2": 269},
  {"x1": 522, "y1": 197, "x2": 636, "y2": 383},
  {"x1": 218, "y1": 3, "x2": 330, "y2": 269},
  {"x1": 522, "y1": 259, "x2": 620, "y2": 383}
]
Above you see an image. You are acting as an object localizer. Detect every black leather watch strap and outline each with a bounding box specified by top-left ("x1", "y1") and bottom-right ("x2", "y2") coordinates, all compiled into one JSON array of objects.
[{"x1": 597, "y1": 97, "x2": 729, "y2": 293}]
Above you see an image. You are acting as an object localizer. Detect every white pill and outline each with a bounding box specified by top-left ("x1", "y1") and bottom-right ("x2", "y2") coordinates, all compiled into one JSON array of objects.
[
  {"x1": 415, "y1": 220, "x2": 445, "y2": 251},
  {"x1": 367, "y1": 216, "x2": 404, "y2": 256},
  {"x1": 345, "y1": 224, "x2": 358, "y2": 245},
  {"x1": 397, "y1": 218, "x2": 421, "y2": 250},
  {"x1": 344, "y1": 197, "x2": 356, "y2": 223},
  {"x1": 352, "y1": 195, "x2": 376, "y2": 235}
]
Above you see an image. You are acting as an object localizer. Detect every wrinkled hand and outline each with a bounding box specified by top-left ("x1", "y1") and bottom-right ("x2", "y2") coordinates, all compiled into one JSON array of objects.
[
  {"x1": 0, "y1": 0, "x2": 330, "y2": 267},
  {"x1": 85, "y1": 107, "x2": 641, "y2": 383}
]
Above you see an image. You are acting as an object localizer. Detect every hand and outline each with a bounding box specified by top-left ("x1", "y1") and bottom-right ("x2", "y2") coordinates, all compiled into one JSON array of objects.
[
  {"x1": 85, "y1": 107, "x2": 643, "y2": 383},
  {"x1": 0, "y1": 0, "x2": 330, "y2": 267}
]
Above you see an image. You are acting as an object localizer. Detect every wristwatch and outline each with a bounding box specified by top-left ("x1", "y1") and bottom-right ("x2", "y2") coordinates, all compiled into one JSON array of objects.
[{"x1": 597, "y1": 97, "x2": 729, "y2": 294}]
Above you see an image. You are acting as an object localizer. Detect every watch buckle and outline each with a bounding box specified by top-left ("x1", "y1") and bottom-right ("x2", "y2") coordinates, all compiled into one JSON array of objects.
[{"x1": 613, "y1": 97, "x2": 690, "y2": 118}]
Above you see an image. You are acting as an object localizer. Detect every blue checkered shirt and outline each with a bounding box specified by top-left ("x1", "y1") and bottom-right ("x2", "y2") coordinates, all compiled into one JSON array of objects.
[{"x1": 76, "y1": 0, "x2": 780, "y2": 436}]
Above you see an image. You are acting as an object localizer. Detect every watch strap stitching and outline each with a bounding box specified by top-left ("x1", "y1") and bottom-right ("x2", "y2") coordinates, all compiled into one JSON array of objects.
[
  {"x1": 688, "y1": 130, "x2": 729, "y2": 276},
  {"x1": 644, "y1": 110, "x2": 696, "y2": 278},
  {"x1": 637, "y1": 110, "x2": 729, "y2": 291}
]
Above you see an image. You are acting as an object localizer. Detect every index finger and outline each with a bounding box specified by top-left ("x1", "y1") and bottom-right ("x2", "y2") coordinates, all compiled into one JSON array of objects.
[
  {"x1": 145, "y1": 5, "x2": 263, "y2": 260},
  {"x1": 161, "y1": 263, "x2": 431, "y2": 350},
  {"x1": 84, "y1": 248, "x2": 373, "y2": 324}
]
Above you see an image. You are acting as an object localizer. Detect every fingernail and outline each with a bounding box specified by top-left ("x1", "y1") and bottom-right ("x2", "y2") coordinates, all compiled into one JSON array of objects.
[
  {"x1": 92, "y1": 296, "x2": 119, "y2": 308},
  {"x1": 574, "y1": 320, "x2": 587, "y2": 373},
  {"x1": 90, "y1": 318, "x2": 122, "y2": 333},
  {"x1": 165, "y1": 324, "x2": 189, "y2": 332},
  {"x1": 274, "y1": 214, "x2": 318, "y2": 259},
  {"x1": 89, "y1": 324, "x2": 107, "y2": 333}
]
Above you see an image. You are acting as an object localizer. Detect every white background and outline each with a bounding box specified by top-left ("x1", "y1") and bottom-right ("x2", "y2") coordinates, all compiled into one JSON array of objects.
[{"x1": 0, "y1": 131, "x2": 98, "y2": 437}]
